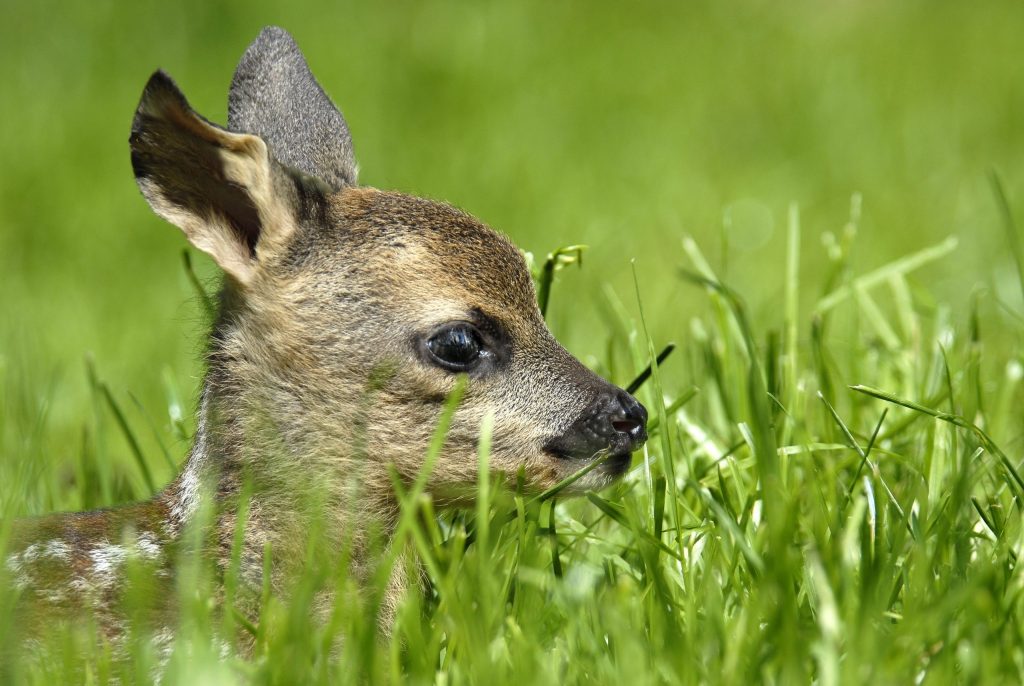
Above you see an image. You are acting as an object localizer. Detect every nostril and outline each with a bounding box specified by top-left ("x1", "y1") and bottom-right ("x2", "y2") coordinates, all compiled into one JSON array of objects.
[
  {"x1": 612, "y1": 418, "x2": 643, "y2": 436},
  {"x1": 614, "y1": 390, "x2": 648, "y2": 431}
]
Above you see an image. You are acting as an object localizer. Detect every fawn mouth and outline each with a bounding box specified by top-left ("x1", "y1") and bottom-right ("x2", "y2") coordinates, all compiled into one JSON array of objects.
[
  {"x1": 604, "y1": 451, "x2": 633, "y2": 475},
  {"x1": 543, "y1": 446, "x2": 634, "y2": 478}
]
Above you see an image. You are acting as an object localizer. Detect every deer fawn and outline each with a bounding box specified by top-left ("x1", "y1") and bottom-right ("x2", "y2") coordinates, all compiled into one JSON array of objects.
[{"x1": 4, "y1": 27, "x2": 648, "y2": 649}]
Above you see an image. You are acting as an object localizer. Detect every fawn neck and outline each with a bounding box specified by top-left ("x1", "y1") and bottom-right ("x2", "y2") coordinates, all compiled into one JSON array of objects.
[{"x1": 163, "y1": 307, "x2": 402, "y2": 584}]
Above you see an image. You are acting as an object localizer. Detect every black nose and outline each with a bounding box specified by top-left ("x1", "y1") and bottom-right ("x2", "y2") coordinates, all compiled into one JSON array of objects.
[
  {"x1": 610, "y1": 391, "x2": 648, "y2": 445},
  {"x1": 543, "y1": 389, "x2": 649, "y2": 461}
]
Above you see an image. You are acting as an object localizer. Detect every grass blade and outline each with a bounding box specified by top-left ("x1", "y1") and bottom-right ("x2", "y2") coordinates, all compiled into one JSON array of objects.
[{"x1": 815, "y1": 237, "x2": 958, "y2": 313}]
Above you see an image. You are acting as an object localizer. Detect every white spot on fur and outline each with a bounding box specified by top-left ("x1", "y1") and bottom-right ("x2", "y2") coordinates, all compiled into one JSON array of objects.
[
  {"x1": 136, "y1": 532, "x2": 162, "y2": 560},
  {"x1": 89, "y1": 543, "x2": 128, "y2": 585},
  {"x1": 86, "y1": 533, "x2": 163, "y2": 588},
  {"x1": 41, "y1": 540, "x2": 71, "y2": 561},
  {"x1": 5, "y1": 539, "x2": 73, "y2": 591}
]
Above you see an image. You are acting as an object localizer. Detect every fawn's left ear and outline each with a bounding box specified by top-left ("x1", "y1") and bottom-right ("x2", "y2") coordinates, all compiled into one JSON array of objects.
[{"x1": 130, "y1": 70, "x2": 302, "y2": 286}]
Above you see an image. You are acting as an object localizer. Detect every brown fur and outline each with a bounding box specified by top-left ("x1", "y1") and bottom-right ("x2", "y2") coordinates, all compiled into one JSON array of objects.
[{"x1": 5, "y1": 28, "x2": 646, "y2": 654}]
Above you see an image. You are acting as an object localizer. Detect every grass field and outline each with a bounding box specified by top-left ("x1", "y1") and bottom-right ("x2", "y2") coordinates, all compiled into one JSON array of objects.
[{"x1": 3, "y1": 0, "x2": 1024, "y2": 683}]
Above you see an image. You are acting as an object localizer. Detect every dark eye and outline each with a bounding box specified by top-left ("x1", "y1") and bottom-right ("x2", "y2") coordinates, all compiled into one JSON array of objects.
[{"x1": 426, "y1": 324, "x2": 484, "y2": 371}]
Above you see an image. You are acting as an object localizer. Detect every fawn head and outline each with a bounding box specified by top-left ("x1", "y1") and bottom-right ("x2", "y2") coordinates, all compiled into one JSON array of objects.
[{"x1": 129, "y1": 27, "x2": 647, "y2": 501}]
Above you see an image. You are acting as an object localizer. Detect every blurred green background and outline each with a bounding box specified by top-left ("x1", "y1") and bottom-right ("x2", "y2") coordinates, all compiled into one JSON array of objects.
[{"x1": 3, "y1": 0, "x2": 1023, "y2": 510}]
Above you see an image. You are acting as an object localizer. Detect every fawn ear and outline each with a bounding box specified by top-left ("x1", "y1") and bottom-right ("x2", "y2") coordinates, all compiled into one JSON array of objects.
[
  {"x1": 228, "y1": 26, "x2": 357, "y2": 191},
  {"x1": 130, "y1": 71, "x2": 298, "y2": 285}
]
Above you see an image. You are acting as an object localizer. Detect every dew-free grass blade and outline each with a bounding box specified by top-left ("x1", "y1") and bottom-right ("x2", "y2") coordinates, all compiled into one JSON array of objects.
[
  {"x1": 850, "y1": 384, "x2": 1024, "y2": 497},
  {"x1": 535, "y1": 245, "x2": 587, "y2": 318},
  {"x1": 98, "y1": 379, "x2": 155, "y2": 494},
  {"x1": 990, "y1": 171, "x2": 1024, "y2": 307},
  {"x1": 644, "y1": 386, "x2": 697, "y2": 434},
  {"x1": 626, "y1": 343, "x2": 676, "y2": 394},
  {"x1": 182, "y1": 249, "x2": 216, "y2": 321},
  {"x1": 815, "y1": 237, "x2": 958, "y2": 313}
]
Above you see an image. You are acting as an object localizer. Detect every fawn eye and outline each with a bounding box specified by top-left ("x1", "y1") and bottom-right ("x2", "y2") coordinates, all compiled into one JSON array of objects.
[{"x1": 426, "y1": 324, "x2": 485, "y2": 371}]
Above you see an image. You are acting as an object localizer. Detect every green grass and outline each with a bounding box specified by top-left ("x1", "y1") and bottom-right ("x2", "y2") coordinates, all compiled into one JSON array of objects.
[
  {"x1": 4, "y1": 220, "x2": 1024, "y2": 682},
  {"x1": 4, "y1": 0, "x2": 1024, "y2": 682}
]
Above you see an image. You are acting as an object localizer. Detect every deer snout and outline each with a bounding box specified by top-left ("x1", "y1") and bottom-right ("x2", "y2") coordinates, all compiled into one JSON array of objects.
[{"x1": 544, "y1": 388, "x2": 649, "y2": 463}]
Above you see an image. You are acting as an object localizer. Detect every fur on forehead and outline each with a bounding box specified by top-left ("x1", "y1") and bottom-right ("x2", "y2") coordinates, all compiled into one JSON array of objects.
[{"x1": 304, "y1": 188, "x2": 540, "y2": 317}]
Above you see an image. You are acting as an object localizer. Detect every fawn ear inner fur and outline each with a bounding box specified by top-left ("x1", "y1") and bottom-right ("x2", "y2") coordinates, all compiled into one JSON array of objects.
[{"x1": 130, "y1": 70, "x2": 302, "y2": 285}]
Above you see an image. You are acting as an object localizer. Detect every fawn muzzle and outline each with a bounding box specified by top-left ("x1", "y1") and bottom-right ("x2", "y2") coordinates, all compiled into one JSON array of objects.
[{"x1": 544, "y1": 388, "x2": 648, "y2": 465}]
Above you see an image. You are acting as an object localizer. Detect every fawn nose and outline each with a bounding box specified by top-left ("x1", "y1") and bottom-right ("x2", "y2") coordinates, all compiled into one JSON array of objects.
[
  {"x1": 610, "y1": 392, "x2": 648, "y2": 445},
  {"x1": 544, "y1": 388, "x2": 649, "y2": 461}
]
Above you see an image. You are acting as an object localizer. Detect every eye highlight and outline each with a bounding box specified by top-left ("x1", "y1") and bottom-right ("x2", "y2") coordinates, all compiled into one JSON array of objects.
[{"x1": 425, "y1": 323, "x2": 486, "y2": 371}]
